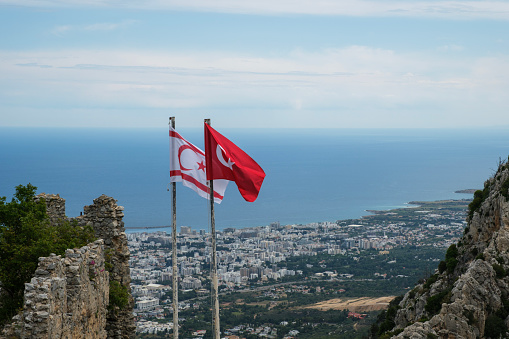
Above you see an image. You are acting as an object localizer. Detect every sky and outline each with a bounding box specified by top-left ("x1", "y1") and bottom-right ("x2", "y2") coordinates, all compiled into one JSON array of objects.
[{"x1": 1, "y1": 0, "x2": 509, "y2": 129}]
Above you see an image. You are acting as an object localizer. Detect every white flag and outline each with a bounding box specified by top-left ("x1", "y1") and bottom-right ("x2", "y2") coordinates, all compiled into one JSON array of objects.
[{"x1": 170, "y1": 126, "x2": 228, "y2": 203}]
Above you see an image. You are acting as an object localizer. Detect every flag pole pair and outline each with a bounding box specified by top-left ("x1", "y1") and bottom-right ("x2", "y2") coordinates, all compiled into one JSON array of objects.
[
  {"x1": 169, "y1": 118, "x2": 220, "y2": 339},
  {"x1": 170, "y1": 117, "x2": 265, "y2": 339}
]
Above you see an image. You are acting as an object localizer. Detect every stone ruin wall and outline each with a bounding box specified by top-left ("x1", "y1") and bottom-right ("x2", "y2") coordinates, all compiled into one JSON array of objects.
[
  {"x1": 0, "y1": 194, "x2": 135, "y2": 339},
  {"x1": 1, "y1": 240, "x2": 109, "y2": 339},
  {"x1": 34, "y1": 193, "x2": 66, "y2": 225},
  {"x1": 75, "y1": 195, "x2": 135, "y2": 339}
]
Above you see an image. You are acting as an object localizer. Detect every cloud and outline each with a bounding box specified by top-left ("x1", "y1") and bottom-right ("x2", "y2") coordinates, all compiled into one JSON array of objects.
[
  {"x1": 437, "y1": 44, "x2": 465, "y2": 52},
  {"x1": 3, "y1": 0, "x2": 509, "y2": 19},
  {"x1": 84, "y1": 20, "x2": 137, "y2": 31},
  {"x1": 16, "y1": 62, "x2": 53, "y2": 68},
  {"x1": 1, "y1": 47, "x2": 509, "y2": 128},
  {"x1": 51, "y1": 25, "x2": 72, "y2": 36},
  {"x1": 50, "y1": 20, "x2": 137, "y2": 36}
]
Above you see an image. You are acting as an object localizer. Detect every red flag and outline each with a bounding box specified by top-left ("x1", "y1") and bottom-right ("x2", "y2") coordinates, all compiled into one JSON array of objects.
[
  {"x1": 204, "y1": 123, "x2": 265, "y2": 202},
  {"x1": 170, "y1": 126, "x2": 228, "y2": 203}
]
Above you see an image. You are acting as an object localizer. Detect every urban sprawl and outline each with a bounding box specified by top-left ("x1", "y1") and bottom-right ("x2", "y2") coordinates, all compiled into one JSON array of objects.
[{"x1": 130, "y1": 200, "x2": 469, "y2": 338}]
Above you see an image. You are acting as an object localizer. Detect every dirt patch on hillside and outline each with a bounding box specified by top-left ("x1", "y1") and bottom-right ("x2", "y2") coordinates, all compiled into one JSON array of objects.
[{"x1": 304, "y1": 296, "x2": 396, "y2": 312}]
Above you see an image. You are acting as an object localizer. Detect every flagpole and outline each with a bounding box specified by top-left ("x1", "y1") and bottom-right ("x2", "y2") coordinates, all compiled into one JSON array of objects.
[
  {"x1": 205, "y1": 118, "x2": 221, "y2": 339},
  {"x1": 170, "y1": 117, "x2": 179, "y2": 339}
]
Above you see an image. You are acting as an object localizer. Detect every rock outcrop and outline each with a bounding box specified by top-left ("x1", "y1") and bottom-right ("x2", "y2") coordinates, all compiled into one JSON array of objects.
[{"x1": 376, "y1": 160, "x2": 509, "y2": 338}]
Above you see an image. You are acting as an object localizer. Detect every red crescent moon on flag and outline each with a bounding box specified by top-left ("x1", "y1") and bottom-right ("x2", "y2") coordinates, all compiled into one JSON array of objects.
[{"x1": 178, "y1": 144, "x2": 196, "y2": 171}]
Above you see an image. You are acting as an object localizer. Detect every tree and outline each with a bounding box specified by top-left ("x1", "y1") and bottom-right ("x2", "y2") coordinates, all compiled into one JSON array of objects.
[{"x1": 0, "y1": 184, "x2": 96, "y2": 325}]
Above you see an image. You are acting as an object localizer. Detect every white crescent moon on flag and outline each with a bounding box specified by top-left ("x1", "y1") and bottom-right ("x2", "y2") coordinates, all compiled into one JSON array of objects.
[{"x1": 216, "y1": 145, "x2": 234, "y2": 169}]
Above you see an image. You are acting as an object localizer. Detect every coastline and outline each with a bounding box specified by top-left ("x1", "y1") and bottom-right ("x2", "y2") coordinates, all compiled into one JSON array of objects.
[
  {"x1": 362, "y1": 199, "x2": 471, "y2": 218},
  {"x1": 126, "y1": 197, "x2": 473, "y2": 234}
]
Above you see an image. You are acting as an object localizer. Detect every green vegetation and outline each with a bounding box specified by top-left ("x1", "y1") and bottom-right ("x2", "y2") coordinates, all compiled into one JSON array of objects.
[
  {"x1": 475, "y1": 252, "x2": 485, "y2": 260},
  {"x1": 175, "y1": 299, "x2": 373, "y2": 339},
  {"x1": 424, "y1": 287, "x2": 452, "y2": 316},
  {"x1": 500, "y1": 177, "x2": 509, "y2": 201},
  {"x1": 108, "y1": 280, "x2": 130, "y2": 312},
  {"x1": 468, "y1": 183, "x2": 490, "y2": 219},
  {"x1": 137, "y1": 334, "x2": 169, "y2": 339},
  {"x1": 463, "y1": 309, "x2": 476, "y2": 326},
  {"x1": 0, "y1": 184, "x2": 96, "y2": 326},
  {"x1": 282, "y1": 246, "x2": 446, "y2": 292},
  {"x1": 104, "y1": 248, "x2": 114, "y2": 272},
  {"x1": 370, "y1": 296, "x2": 403, "y2": 338},
  {"x1": 423, "y1": 274, "x2": 438, "y2": 290},
  {"x1": 445, "y1": 244, "x2": 458, "y2": 274},
  {"x1": 492, "y1": 263, "x2": 506, "y2": 279},
  {"x1": 378, "y1": 328, "x2": 403, "y2": 339},
  {"x1": 365, "y1": 200, "x2": 470, "y2": 225},
  {"x1": 172, "y1": 243, "x2": 452, "y2": 339},
  {"x1": 484, "y1": 314, "x2": 507, "y2": 338},
  {"x1": 438, "y1": 260, "x2": 447, "y2": 274}
]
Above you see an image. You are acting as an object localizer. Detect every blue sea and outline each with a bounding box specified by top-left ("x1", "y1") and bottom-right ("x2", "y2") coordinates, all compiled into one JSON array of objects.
[{"x1": 1, "y1": 127, "x2": 508, "y2": 233}]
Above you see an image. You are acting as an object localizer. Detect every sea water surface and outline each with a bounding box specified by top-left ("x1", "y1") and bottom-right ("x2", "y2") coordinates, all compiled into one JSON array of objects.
[{"x1": 1, "y1": 127, "x2": 508, "y2": 232}]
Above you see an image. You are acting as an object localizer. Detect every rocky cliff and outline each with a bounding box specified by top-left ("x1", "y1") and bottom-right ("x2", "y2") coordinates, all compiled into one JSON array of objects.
[{"x1": 375, "y1": 160, "x2": 509, "y2": 339}]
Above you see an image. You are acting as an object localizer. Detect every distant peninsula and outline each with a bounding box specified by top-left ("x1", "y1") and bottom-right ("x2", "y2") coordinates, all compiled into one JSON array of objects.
[
  {"x1": 364, "y1": 199, "x2": 471, "y2": 218},
  {"x1": 454, "y1": 189, "x2": 478, "y2": 194}
]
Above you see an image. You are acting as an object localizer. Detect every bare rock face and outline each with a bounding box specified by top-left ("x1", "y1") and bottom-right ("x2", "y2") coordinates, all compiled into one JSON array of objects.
[{"x1": 386, "y1": 162, "x2": 509, "y2": 338}]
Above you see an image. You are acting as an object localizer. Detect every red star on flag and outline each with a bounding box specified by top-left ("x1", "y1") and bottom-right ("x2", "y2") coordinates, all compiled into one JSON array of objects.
[{"x1": 197, "y1": 161, "x2": 206, "y2": 172}]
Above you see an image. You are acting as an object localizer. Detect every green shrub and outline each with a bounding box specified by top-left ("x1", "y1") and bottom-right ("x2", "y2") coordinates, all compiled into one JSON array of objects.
[
  {"x1": 492, "y1": 263, "x2": 506, "y2": 279},
  {"x1": 495, "y1": 298, "x2": 509, "y2": 320},
  {"x1": 446, "y1": 258, "x2": 458, "y2": 274},
  {"x1": 484, "y1": 314, "x2": 507, "y2": 338},
  {"x1": 104, "y1": 248, "x2": 114, "y2": 272},
  {"x1": 468, "y1": 184, "x2": 490, "y2": 218},
  {"x1": 476, "y1": 253, "x2": 485, "y2": 260},
  {"x1": 377, "y1": 296, "x2": 403, "y2": 336},
  {"x1": 463, "y1": 309, "x2": 475, "y2": 325},
  {"x1": 424, "y1": 274, "x2": 438, "y2": 289},
  {"x1": 445, "y1": 244, "x2": 459, "y2": 273},
  {"x1": 471, "y1": 247, "x2": 478, "y2": 257},
  {"x1": 445, "y1": 244, "x2": 458, "y2": 260},
  {"x1": 378, "y1": 319, "x2": 396, "y2": 337},
  {"x1": 425, "y1": 288, "x2": 452, "y2": 316},
  {"x1": 438, "y1": 261, "x2": 447, "y2": 274},
  {"x1": 109, "y1": 280, "x2": 130, "y2": 312},
  {"x1": 501, "y1": 177, "x2": 509, "y2": 201}
]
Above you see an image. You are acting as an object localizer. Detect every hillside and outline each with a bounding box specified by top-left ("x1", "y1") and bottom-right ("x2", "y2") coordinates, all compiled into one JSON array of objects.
[{"x1": 373, "y1": 158, "x2": 509, "y2": 338}]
